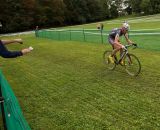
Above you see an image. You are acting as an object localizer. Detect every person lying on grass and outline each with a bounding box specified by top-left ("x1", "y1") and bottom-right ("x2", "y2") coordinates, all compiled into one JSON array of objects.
[{"x1": 0, "y1": 39, "x2": 33, "y2": 58}]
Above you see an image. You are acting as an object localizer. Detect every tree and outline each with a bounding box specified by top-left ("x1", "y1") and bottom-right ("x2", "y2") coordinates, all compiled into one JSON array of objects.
[
  {"x1": 37, "y1": 0, "x2": 65, "y2": 26},
  {"x1": 86, "y1": 0, "x2": 105, "y2": 21},
  {"x1": 140, "y1": 0, "x2": 152, "y2": 14},
  {"x1": 64, "y1": 0, "x2": 106, "y2": 24},
  {"x1": 0, "y1": 0, "x2": 159, "y2": 33},
  {"x1": 150, "y1": 0, "x2": 160, "y2": 14},
  {"x1": 107, "y1": 0, "x2": 119, "y2": 18},
  {"x1": 100, "y1": 0, "x2": 110, "y2": 18}
]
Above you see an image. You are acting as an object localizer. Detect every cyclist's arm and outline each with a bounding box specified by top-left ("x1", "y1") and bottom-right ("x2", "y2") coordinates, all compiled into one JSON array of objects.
[{"x1": 124, "y1": 33, "x2": 133, "y2": 44}]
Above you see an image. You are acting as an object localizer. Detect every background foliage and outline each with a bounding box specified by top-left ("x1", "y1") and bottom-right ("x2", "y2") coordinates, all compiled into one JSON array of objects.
[{"x1": 0, "y1": 0, "x2": 160, "y2": 33}]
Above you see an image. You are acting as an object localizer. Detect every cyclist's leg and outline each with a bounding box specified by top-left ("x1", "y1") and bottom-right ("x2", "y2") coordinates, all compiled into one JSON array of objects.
[
  {"x1": 120, "y1": 48, "x2": 123, "y2": 57},
  {"x1": 108, "y1": 37, "x2": 114, "y2": 48},
  {"x1": 112, "y1": 43, "x2": 125, "y2": 65},
  {"x1": 108, "y1": 37, "x2": 122, "y2": 56},
  {"x1": 108, "y1": 37, "x2": 115, "y2": 63},
  {"x1": 119, "y1": 48, "x2": 125, "y2": 65},
  {"x1": 111, "y1": 43, "x2": 123, "y2": 56}
]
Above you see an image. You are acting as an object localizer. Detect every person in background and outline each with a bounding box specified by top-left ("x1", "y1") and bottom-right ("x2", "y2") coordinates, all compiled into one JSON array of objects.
[
  {"x1": 35, "y1": 26, "x2": 39, "y2": 37},
  {"x1": 97, "y1": 23, "x2": 101, "y2": 30},
  {"x1": 100, "y1": 23, "x2": 104, "y2": 31},
  {"x1": 97, "y1": 23, "x2": 104, "y2": 31}
]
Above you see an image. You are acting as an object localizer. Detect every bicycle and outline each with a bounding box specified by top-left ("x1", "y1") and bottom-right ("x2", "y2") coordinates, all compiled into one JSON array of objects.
[{"x1": 103, "y1": 44, "x2": 141, "y2": 76}]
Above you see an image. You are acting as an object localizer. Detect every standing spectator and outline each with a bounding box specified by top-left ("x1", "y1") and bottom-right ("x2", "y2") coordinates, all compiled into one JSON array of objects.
[
  {"x1": 97, "y1": 23, "x2": 101, "y2": 30},
  {"x1": 101, "y1": 23, "x2": 104, "y2": 31},
  {"x1": 35, "y1": 26, "x2": 39, "y2": 37},
  {"x1": 96, "y1": 23, "x2": 104, "y2": 31}
]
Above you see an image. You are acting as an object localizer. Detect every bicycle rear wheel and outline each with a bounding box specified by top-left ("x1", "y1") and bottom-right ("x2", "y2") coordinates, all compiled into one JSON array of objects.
[
  {"x1": 124, "y1": 53, "x2": 141, "y2": 76},
  {"x1": 103, "y1": 50, "x2": 116, "y2": 70}
]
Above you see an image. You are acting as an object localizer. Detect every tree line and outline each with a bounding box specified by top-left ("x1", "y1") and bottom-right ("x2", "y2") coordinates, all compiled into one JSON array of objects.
[{"x1": 0, "y1": 0, "x2": 159, "y2": 33}]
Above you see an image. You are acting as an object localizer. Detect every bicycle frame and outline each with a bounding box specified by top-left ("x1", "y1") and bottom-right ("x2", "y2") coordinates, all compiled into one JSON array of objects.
[{"x1": 114, "y1": 48, "x2": 128, "y2": 65}]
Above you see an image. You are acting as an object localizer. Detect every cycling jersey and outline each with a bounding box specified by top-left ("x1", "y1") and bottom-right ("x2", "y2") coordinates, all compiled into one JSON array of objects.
[
  {"x1": 109, "y1": 28, "x2": 124, "y2": 38},
  {"x1": 108, "y1": 28, "x2": 125, "y2": 45}
]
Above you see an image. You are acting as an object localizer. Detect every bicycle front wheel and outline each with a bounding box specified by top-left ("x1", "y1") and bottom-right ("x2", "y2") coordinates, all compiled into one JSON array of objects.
[
  {"x1": 103, "y1": 50, "x2": 116, "y2": 70},
  {"x1": 124, "y1": 53, "x2": 141, "y2": 76}
]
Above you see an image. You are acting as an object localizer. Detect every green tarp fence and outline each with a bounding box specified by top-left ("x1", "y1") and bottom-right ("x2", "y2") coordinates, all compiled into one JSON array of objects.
[
  {"x1": 0, "y1": 70, "x2": 31, "y2": 130},
  {"x1": 36, "y1": 29, "x2": 106, "y2": 43},
  {"x1": 35, "y1": 28, "x2": 160, "y2": 51}
]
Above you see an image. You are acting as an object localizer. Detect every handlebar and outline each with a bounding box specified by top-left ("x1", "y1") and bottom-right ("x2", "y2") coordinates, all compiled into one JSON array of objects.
[{"x1": 124, "y1": 43, "x2": 138, "y2": 50}]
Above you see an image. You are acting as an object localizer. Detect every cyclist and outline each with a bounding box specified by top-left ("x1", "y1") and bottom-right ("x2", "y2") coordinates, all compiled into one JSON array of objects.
[{"x1": 108, "y1": 22, "x2": 134, "y2": 64}]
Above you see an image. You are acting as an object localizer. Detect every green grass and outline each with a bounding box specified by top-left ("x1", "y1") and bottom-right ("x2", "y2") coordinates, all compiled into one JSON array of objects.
[
  {"x1": 0, "y1": 14, "x2": 160, "y2": 129},
  {"x1": 64, "y1": 14, "x2": 160, "y2": 30},
  {"x1": 0, "y1": 34, "x2": 160, "y2": 130}
]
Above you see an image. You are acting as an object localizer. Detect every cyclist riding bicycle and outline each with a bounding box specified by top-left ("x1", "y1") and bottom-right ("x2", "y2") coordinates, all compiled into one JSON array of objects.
[{"x1": 108, "y1": 22, "x2": 135, "y2": 64}]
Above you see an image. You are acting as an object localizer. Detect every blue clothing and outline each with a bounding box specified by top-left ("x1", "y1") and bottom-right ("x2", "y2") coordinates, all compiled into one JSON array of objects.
[
  {"x1": 0, "y1": 40, "x2": 23, "y2": 58},
  {"x1": 108, "y1": 28, "x2": 124, "y2": 45}
]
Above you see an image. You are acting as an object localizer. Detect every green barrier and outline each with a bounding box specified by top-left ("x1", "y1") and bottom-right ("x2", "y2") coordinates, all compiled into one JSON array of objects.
[
  {"x1": 36, "y1": 28, "x2": 160, "y2": 51},
  {"x1": 0, "y1": 70, "x2": 31, "y2": 130},
  {"x1": 36, "y1": 29, "x2": 105, "y2": 44}
]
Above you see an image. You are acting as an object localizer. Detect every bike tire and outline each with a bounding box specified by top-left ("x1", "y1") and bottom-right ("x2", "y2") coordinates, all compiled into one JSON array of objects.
[
  {"x1": 124, "y1": 53, "x2": 141, "y2": 76},
  {"x1": 103, "y1": 50, "x2": 116, "y2": 70}
]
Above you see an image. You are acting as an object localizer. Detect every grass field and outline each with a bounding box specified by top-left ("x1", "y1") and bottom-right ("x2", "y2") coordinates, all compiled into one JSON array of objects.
[
  {"x1": 0, "y1": 14, "x2": 160, "y2": 130},
  {"x1": 70, "y1": 14, "x2": 160, "y2": 30}
]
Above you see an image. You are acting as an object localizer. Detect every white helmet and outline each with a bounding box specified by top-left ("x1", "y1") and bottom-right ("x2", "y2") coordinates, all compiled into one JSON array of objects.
[{"x1": 122, "y1": 21, "x2": 130, "y2": 30}]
